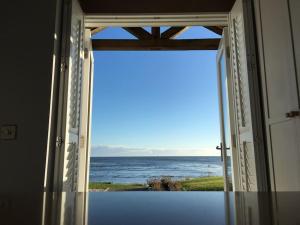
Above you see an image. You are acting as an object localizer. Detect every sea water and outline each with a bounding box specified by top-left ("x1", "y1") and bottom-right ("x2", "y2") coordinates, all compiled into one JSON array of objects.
[{"x1": 89, "y1": 156, "x2": 223, "y2": 184}]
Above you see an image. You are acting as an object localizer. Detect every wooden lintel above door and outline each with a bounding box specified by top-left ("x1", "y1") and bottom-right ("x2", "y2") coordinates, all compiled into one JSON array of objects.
[
  {"x1": 92, "y1": 39, "x2": 220, "y2": 51},
  {"x1": 80, "y1": 0, "x2": 235, "y2": 14}
]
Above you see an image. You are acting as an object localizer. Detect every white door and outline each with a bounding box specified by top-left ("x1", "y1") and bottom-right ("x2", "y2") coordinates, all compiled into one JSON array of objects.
[
  {"x1": 228, "y1": 0, "x2": 268, "y2": 191},
  {"x1": 254, "y1": 0, "x2": 300, "y2": 191},
  {"x1": 54, "y1": 0, "x2": 85, "y2": 192},
  {"x1": 77, "y1": 29, "x2": 94, "y2": 193},
  {"x1": 51, "y1": 0, "x2": 92, "y2": 224},
  {"x1": 217, "y1": 28, "x2": 237, "y2": 192},
  {"x1": 61, "y1": 0, "x2": 84, "y2": 192},
  {"x1": 74, "y1": 29, "x2": 94, "y2": 225}
]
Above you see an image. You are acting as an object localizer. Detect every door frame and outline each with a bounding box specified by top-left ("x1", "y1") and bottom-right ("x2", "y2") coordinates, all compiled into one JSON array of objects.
[
  {"x1": 85, "y1": 13, "x2": 229, "y2": 27},
  {"x1": 47, "y1": 1, "x2": 269, "y2": 192},
  {"x1": 44, "y1": 0, "x2": 75, "y2": 192},
  {"x1": 217, "y1": 27, "x2": 239, "y2": 191}
]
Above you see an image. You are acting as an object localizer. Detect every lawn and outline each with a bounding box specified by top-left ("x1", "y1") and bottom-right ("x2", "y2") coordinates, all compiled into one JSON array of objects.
[
  {"x1": 89, "y1": 182, "x2": 148, "y2": 191},
  {"x1": 180, "y1": 176, "x2": 224, "y2": 191},
  {"x1": 89, "y1": 176, "x2": 224, "y2": 191}
]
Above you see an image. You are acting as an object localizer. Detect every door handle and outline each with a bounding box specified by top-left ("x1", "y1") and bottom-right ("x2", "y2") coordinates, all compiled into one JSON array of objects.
[
  {"x1": 216, "y1": 144, "x2": 230, "y2": 150},
  {"x1": 286, "y1": 110, "x2": 300, "y2": 118},
  {"x1": 216, "y1": 143, "x2": 223, "y2": 161},
  {"x1": 216, "y1": 143, "x2": 230, "y2": 162}
]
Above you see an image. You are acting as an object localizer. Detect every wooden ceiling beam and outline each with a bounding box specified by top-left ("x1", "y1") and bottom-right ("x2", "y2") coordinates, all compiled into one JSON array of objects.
[
  {"x1": 161, "y1": 27, "x2": 189, "y2": 39},
  {"x1": 91, "y1": 27, "x2": 106, "y2": 35},
  {"x1": 122, "y1": 27, "x2": 153, "y2": 40},
  {"x1": 92, "y1": 39, "x2": 220, "y2": 51},
  {"x1": 151, "y1": 27, "x2": 160, "y2": 39},
  {"x1": 204, "y1": 26, "x2": 224, "y2": 35}
]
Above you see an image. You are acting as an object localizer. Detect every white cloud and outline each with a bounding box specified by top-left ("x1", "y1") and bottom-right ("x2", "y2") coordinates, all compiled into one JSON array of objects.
[{"x1": 91, "y1": 145, "x2": 218, "y2": 157}]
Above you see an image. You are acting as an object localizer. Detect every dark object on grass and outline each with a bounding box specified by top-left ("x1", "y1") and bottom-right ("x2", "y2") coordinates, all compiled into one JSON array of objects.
[{"x1": 147, "y1": 176, "x2": 182, "y2": 191}]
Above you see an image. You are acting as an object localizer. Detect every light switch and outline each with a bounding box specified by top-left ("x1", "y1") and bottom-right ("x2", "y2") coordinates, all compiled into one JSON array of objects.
[{"x1": 0, "y1": 125, "x2": 17, "y2": 140}]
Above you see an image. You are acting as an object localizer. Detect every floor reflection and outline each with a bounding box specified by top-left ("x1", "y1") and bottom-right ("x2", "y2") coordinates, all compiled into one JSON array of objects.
[{"x1": 1, "y1": 192, "x2": 300, "y2": 225}]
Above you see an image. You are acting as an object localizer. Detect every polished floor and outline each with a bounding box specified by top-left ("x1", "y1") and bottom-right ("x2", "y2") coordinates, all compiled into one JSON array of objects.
[{"x1": 1, "y1": 192, "x2": 300, "y2": 225}]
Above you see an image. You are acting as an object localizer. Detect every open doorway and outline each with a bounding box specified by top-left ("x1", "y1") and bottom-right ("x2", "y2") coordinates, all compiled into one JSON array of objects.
[
  {"x1": 89, "y1": 26, "x2": 227, "y2": 192},
  {"x1": 51, "y1": 0, "x2": 268, "y2": 195}
]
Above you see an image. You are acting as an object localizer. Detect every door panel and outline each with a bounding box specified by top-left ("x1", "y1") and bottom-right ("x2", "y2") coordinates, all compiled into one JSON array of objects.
[
  {"x1": 53, "y1": 0, "x2": 86, "y2": 224},
  {"x1": 271, "y1": 120, "x2": 300, "y2": 191},
  {"x1": 260, "y1": 0, "x2": 298, "y2": 120},
  {"x1": 289, "y1": 0, "x2": 300, "y2": 98},
  {"x1": 220, "y1": 51, "x2": 233, "y2": 189},
  {"x1": 229, "y1": 0, "x2": 258, "y2": 191},
  {"x1": 217, "y1": 28, "x2": 235, "y2": 191},
  {"x1": 54, "y1": 0, "x2": 85, "y2": 193},
  {"x1": 62, "y1": 0, "x2": 84, "y2": 192},
  {"x1": 77, "y1": 29, "x2": 94, "y2": 192},
  {"x1": 256, "y1": 0, "x2": 300, "y2": 191}
]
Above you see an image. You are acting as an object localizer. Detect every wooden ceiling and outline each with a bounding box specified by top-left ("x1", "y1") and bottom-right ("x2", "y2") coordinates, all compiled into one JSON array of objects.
[{"x1": 80, "y1": 0, "x2": 236, "y2": 14}]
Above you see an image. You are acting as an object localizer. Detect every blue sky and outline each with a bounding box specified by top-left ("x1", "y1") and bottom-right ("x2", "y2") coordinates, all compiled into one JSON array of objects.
[{"x1": 91, "y1": 27, "x2": 221, "y2": 156}]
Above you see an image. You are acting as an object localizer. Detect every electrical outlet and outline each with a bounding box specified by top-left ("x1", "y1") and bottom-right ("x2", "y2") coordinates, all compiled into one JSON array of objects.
[{"x1": 0, "y1": 125, "x2": 17, "y2": 140}]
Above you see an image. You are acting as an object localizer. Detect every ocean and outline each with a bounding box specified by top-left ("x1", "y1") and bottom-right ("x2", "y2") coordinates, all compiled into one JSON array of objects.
[{"x1": 89, "y1": 156, "x2": 223, "y2": 184}]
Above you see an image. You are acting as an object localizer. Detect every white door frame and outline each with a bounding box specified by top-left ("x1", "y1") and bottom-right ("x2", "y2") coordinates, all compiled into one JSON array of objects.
[
  {"x1": 217, "y1": 28, "x2": 239, "y2": 191},
  {"x1": 47, "y1": 2, "x2": 270, "y2": 193},
  {"x1": 52, "y1": 0, "x2": 77, "y2": 192},
  {"x1": 78, "y1": 29, "x2": 94, "y2": 192},
  {"x1": 84, "y1": 13, "x2": 229, "y2": 27},
  {"x1": 82, "y1": 11, "x2": 268, "y2": 192}
]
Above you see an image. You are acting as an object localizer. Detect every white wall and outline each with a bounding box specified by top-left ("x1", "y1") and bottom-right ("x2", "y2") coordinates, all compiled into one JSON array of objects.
[{"x1": 0, "y1": 0, "x2": 59, "y2": 192}]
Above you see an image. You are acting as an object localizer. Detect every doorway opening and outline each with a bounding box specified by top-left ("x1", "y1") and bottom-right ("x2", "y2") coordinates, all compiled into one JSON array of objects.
[
  {"x1": 87, "y1": 26, "x2": 233, "y2": 192},
  {"x1": 52, "y1": 0, "x2": 269, "y2": 195}
]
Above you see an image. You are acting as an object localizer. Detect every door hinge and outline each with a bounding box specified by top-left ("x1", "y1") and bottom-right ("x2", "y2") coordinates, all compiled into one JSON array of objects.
[
  {"x1": 226, "y1": 46, "x2": 231, "y2": 58},
  {"x1": 56, "y1": 136, "x2": 64, "y2": 148},
  {"x1": 84, "y1": 48, "x2": 89, "y2": 59},
  {"x1": 232, "y1": 134, "x2": 237, "y2": 148},
  {"x1": 60, "y1": 62, "x2": 68, "y2": 73},
  {"x1": 79, "y1": 136, "x2": 85, "y2": 148}
]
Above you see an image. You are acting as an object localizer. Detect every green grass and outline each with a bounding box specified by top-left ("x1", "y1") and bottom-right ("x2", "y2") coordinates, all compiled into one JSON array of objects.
[
  {"x1": 89, "y1": 176, "x2": 224, "y2": 191},
  {"x1": 180, "y1": 176, "x2": 224, "y2": 191},
  {"x1": 89, "y1": 182, "x2": 147, "y2": 191}
]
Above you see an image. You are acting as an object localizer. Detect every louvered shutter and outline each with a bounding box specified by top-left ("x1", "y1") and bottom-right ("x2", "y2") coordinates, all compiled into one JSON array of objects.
[
  {"x1": 229, "y1": 0, "x2": 260, "y2": 191},
  {"x1": 53, "y1": 0, "x2": 85, "y2": 224},
  {"x1": 61, "y1": 0, "x2": 84, "y2": 192}
]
